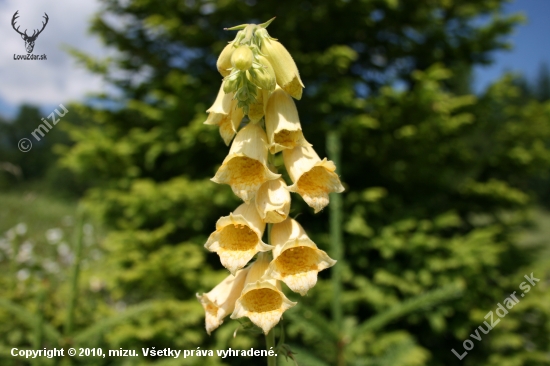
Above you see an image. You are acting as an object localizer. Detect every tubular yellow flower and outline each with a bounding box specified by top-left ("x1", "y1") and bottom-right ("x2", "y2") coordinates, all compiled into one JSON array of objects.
[
  {"x1": 211, "y1": 123, "x2": 281, "y2": 202},
  {"x1": 196, "y1": 267, "x2": 250, "y2": 335},
  {"x1": 205, "y1": 202, "x2": 272, "y2": 274},
  {"x1": 283, "y1": 144, "x2": 345, "y2": 213},
  {"x1": 258, "y1": 30, "x2": 304, "y2": 100},
  {"x1": 265, "y1": 87, "x2": 310, "y2": 154},
  {"x1": 204, "y1": 84, "x2": 244, "y2": 145},
  {"x1": 231, "y1": 253, "x2": 296, "y2": 334},
  {"x1": 217, "y1": 42, "x2": 235, "y2": 77},
  {"x1": 255, "y1": 178, "x2": 291, "y2": 223},
  {"x1": 265, "y1": 218, "x2": 336, "y2": 295}
]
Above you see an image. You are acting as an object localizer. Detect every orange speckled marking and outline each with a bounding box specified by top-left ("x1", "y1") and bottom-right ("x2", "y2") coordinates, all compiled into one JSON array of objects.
[
  {"x1": 225, "y1": 157, "x2": 265, "y2": 186},
  {"x1": 205, "y1": 303, "x2": 219, "y2": 317},
  {"x1": 242, "y1": 288, "x2": 282, "y2": 313},
  {"x1": 274, "y1": 130, "x2": 301, "y2": 149},
  {"x1": 219, "y1": 224, "x2": 257, "y2": 251},
  {"x1": 276, "y1": 246, "x2": 318, "y2": 276},
  {"x1": 297, "y1": 166, "x2": 330, "y2": 194}
]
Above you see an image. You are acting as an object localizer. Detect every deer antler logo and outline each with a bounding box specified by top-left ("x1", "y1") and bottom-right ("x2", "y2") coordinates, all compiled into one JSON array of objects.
[{"x1": 12, "y1": 11, "x2": 49, "y2": 54}]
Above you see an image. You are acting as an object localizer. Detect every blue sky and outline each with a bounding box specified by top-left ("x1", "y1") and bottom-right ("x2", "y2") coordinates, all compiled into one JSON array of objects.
[
  {"x1": 473, "y1": 0, "x2": 550, "y2": 92},
  {"x1": 0, "y1": 0, "x2": 548, "y2": 119}
]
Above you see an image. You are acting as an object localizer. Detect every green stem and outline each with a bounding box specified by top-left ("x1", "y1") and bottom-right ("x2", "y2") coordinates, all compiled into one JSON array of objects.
[
  {"x1": 65, "y1": 207, "x2": 85, "y2": 336},
  {"x1": 10, "y1": 235, "x2": 21, "y2": 291},
  {"x1": 267, "y1": 222, "x2": 272, "y2": 244},
  {"x1": 32, "y1": 282, "x2": 46, "y2": 366},
  {"x1": 327, "y1": 130, "x2": 344, "y2": 366},
  {"x1": 265, "y1": 222, "x2": 276, "y2": 366},
  {"x1": 266, "y1": 329, "x2": 276, "y2": 366}
]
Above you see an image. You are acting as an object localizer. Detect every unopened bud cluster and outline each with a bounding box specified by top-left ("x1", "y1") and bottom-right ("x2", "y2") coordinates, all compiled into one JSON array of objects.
[{"x1": 198, "y1": 18, "x2": 344, "y2": 336}]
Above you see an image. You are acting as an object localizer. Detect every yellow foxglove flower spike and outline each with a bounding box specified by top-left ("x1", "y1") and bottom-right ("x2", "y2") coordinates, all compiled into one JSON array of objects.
[
  {"x1": 204, "y1": 84, "x2": 244, "y2": 145},
  {"x1": 266, "y1": 218, "x2": 336, "y2": 295},
  {"x1": 205, "y1": 202, "x2": 272, "y2": 275},
  {"x1": 217, "y1": 42, "x2": 236, "y2": 77},
  {"x1": 283, "y1": 144, "x2": 345, "y2": 213},
  {"x1": 211, "y1": 123, "x2": 281, "y2": 203},
  {"x1": 265, "y1": 87, "x2": 310, "y2": 154},
  {"x1": 257, "y1": 28, "x2": 304, "y2": 100},
  {"x1": 255, "y1": 178, "x2": 291, "y2": 223},
  {"x1": 196, "y1": 267, "x2": 250, "y2": 335},
  {"x1": 231, "y1": 253, "x2": 296, "y2": 334}
]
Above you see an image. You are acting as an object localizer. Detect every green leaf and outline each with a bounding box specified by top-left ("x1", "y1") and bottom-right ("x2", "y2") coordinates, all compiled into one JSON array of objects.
[
  {"x1": 72, "y1": 301, "x2": 156, "y2": 345},
  {"x1": 353, "y1": 283, "x2": 463, "y2": 336},
  {"x1": 0, "y1": 299, "x2": 62, "y2": 345}
]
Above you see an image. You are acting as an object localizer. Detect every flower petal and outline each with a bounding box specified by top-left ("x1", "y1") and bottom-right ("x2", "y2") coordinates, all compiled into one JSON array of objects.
[
  {"x1": 196, "y1": 267, "x2": 250, "y2": 334},
  {"x1": 266, "y1": 218, "x2": 336, "y2": 295},
  {"x1": 255, "y1": 178, "x2": 291, "y2": 223},
  {"x1": 265, "y1": 88, "x2": 310, "y2": 154},
  {"x1": 205, "y1": 202, "x2": 272, "y2": 274},
  {"x1": 212, "y1": 123, "x2": 281, "y2": 203},
  {"x1": 283, "y1": 145, "x2": 344, "y2": 213},
  {"x1": 231, "y1": 254, "x2": 296, "y2": 334}
]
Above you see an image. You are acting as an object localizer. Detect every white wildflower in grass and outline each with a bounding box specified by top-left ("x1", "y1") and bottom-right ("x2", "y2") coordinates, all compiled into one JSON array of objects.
[
  {"x1": 6, "y1": 229, "x2": 16, "y2": 241},
  {"x1": 15, "y1": 223, "x2": 27, "y2": 236},
  {"x1": 46, "y1": 228, "x2": 64, "y2": 244},
  {"x1": 17, "y1": 269, "x2": 30, "y2": 282},
  {"x1": 16, "y1": 241, "x2": 34, "y2": 264}
]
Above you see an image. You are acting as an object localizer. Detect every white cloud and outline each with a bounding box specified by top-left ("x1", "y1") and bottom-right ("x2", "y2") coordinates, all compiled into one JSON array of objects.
[{"x1": 0, "y1": 0, "x2": 111, "y2": 107}]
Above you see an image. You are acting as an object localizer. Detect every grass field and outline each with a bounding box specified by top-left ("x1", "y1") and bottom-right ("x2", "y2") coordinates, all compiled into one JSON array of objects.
[{"x1": 0, "y1": 187, "x2": 77, "y2": 245}]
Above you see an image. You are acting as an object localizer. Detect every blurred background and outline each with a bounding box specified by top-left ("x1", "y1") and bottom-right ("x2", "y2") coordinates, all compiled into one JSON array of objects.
[{"x1": 1, "y1": 0, "x2": 549, "y2": 365}]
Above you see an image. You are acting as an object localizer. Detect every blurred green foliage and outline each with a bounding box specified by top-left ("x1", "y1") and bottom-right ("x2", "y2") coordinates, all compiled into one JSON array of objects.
[{"x1": 1, "y1": 0, "x2": 550, "y2": 365}]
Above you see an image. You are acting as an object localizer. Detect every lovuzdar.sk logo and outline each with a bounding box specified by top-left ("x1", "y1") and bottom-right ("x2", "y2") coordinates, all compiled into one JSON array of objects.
[{"x1": 12, "y1": 10, "x2": 48, "y2": 61}]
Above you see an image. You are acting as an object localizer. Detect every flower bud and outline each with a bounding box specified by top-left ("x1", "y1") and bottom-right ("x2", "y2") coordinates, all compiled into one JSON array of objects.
[
  {"x1": 236, "y1": 84, "x2": 250, "y2": 102},
  {"x1": 255, "y1": 178, "x2": 291, "y2": 223},
  {"x1": 261, "y1": 38, "x2": 304, "y2": 100},
  {"x1": 247, "y1": 56, "x2": 276, "y2": 92},
  {"x1": 231, "y1": 46, "x2": 254, "y2": 71},
  {"x1": 248, "y1": 89, "x2": 269, "y2": 122},
  {"x1": 217, "y1": 42, "x2": 235, "y2": 77},
  {"x1": 223, "y1": 75, "x2": 239, "y2": 94}
]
